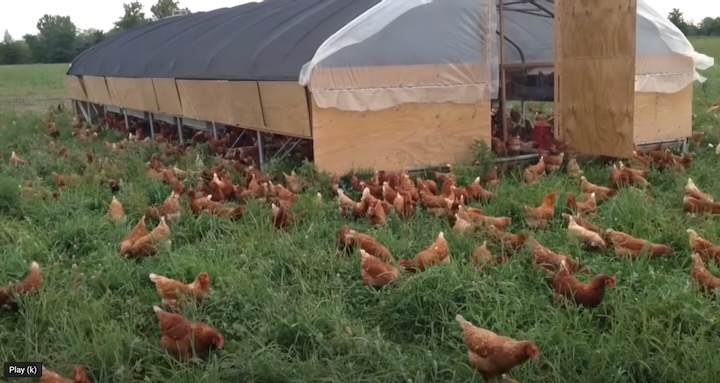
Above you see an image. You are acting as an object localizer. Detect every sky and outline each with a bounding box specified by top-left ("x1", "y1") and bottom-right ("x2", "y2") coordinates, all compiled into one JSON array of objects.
[{"x1": 0, "y1": 0, "x2": 717, "y2": 39}]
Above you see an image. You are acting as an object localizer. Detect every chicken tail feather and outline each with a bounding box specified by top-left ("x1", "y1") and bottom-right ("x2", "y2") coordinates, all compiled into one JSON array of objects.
[
  {"x1": 149, "y1": 273, "x2": 162, "y2": 282},
  {"x1": 30, "y1": 261, "x2": 40, "y2": 272},
  {"x1": 152, "y1": 305, "x2": 164, "y2": 313}
]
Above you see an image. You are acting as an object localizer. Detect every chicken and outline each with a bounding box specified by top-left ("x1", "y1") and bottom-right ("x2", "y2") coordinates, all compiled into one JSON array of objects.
[
  {"x1": 337, "y1": 227, "x2": 394, "y2": 262},
  {"x1": 605, "y1": 229, "x2": 672, "y2": 258},
  {"x1": 683, "y1": 195, "x2": 720, "y2": 215},
  {"x1": 9, "y1": 151, "x2": 27, "y2": 167},
  {"x1": 466, "y1": 177, "x2": 494, "y2": 201},
  {"x1": 562, "y1": 213, "x2": 606, "y2": 249},
  {"x1": 551, "y1": 259, "x2": 616, "y2": 308},
  {"x1": 271, "y1": 202, "x2": 293, "y2": 229},
  {"x1": 367, "y1": 199, "x2": 387, "y2": 226},
  {"x1": 580, "y1": 176, "x2": 616, "y2": 201},
  {"x1": 416, "y1": 177, "x2": 438, "y2": 194},
  {"x1": 392, "y1": 191, "x2": 415, "y2": 219},
  {"x1": 40, "y1": 366, "x2": 90, "y2": 383},
  {"x1": 337, "y1": 188, "x2": 368, "y2": 219},
  {"x1": 359, "y1": 249, "x2": 399, "y2": 287},
  {"x1": 0, "y1": 261, "x2": 43, "y2": 310},
  {"x1": 149, "y1": 272, "x2": 212, "y2": 310},
  {"x1": 687, "y1": 229, "x2": 720, "y2": 264},
  {"x1": 483, "y1": 167, "x2": 500, "y2": 187},
  {"x1": 566, "y1": 155, "x2": 582, "y2": 178},
  {"x1": 524, "y1": 191, "x2": 557, "y2": 229},
  {"x1": 52, "y1": 172, "x2": 79, "y2": 188},
  {"x1": 472, "y1": 240, "x2": 506, "y2": 266},
  {"x1": 543, "y1": 152, "x2": 564, "y2": 172},
  {"x1": 690, "y1": 253, "x2": 720, "y2": 291},
  {"x1": 153, "y1": 305, "x2": 224, "y2": 362},
  {"x1": 455, "y1": 314, "x2": 540, "y2": 382},
  {"x1": 523, "y1": 156, "x2": 545, "y2": 184},
  {"x1": 145, "y1": 191, "x2": 182, "y2": 221},
  {"x1": 283, "y1": 170, "x2": 304, "y2": 193},
  {"x1": 120, "y1": 216, "x2": 170, "y2": 258},
  {"x1": 527, "y1": 237, "x2": 586, "y2": 273},
  {"x1": 108, "y1": 196, "x2": 126, "y2": 222},
  {"x1": 399, "y1": 232, "x2": 451, "y2": 272},
  {"x1": 565, "y1": 192, "x2": 597, "y2": 215},
  {"x1": 484, "y1": 225, "x2": 526, "y2": 252},
  {"x1": 452, "y1": 213, "x2": 476, "y2": 234},
  {"x1": 685, "y1": 178, "x2": 713, "y2": 202}
]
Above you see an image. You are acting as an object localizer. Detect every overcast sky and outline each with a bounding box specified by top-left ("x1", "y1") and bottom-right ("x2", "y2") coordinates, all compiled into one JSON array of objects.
[{"x1": 0, "y1": 0, "x2": 716, "y2": 39}]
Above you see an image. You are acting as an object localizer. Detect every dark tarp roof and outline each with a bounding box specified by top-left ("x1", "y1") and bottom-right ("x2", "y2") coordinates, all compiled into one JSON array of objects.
[{"x1": 67, "y1": 0, "x2": 380, "y2": 81}]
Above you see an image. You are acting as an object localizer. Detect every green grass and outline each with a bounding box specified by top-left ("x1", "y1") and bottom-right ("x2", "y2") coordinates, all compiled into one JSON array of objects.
[
  {"x1": 0, "y1": 39, "x2": 718, "y2": 383},
  {"x1": 0, "y1": 63, "x2": 67, "y2": 113}
]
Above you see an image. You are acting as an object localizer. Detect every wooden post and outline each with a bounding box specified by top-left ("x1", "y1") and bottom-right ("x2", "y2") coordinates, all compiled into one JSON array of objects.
[{"x1": 498, "y1": 0, "x2": 509, "y2": 143}]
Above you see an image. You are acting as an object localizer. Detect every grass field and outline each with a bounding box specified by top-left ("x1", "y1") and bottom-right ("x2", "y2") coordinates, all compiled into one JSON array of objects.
[
  {"x1": 0, "y1": 40, "x2": 718, "y2": 383},
  {"x1": 0, "y1": 63, "x2": 66, "y2": 113}
]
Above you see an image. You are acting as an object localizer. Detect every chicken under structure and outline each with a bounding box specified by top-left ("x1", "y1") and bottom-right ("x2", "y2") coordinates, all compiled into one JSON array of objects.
[{"x1": 64, "y1": 0, "x2": 713, "y2": 173}]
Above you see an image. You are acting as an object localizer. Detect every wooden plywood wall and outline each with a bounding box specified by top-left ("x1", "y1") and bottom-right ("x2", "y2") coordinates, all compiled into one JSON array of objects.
[
  {"x1": 311, "y1": 100, "x2": 490, "y2": 174},
  {"x1": 64, "y1": 75, "x2": 87, "y2": 101},
  {"x1": 83, "y1": 76, "x2": 113, "y2": 106},
  {"x1": 257, "y1": 82, "x2": 312, "y2": 138},
  {"x1": 176, "y1": 80, "x2": 265, "y2": 129},
  {"x1": 151, "y1": 78, "x2": 183, "y2": 116},
  {"x1": 555, "y1": 0, "x2": 637, "y2": 158},
  {"x1": 634, "y1": 85, "x2": 693, "y2": 143},
  {"x1": 106, "y1": 77, "x2": 159, "y2": 112}
]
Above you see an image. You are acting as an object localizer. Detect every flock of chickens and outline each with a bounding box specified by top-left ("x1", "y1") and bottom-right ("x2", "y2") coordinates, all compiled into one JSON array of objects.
[{"x1": 2, "y1": 110, "x2": 719, "y2": 382}]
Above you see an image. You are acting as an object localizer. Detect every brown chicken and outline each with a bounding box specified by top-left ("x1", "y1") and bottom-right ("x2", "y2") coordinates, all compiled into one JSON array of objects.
[
  {"x1": 271, "y1": 202, "x2": 293, "y2": 229},
  {"x1": 485, "y1": 225, "x2": 526, "y2": 252},
  {"x1": 9, "y1": 151, "x2": 27, "y2": 167},
  {"x1": 523, "y1": 156, "x2": 546, "y2": 184},
  {"x1": 683, "y1": 195, "x2": 720, "y2": 214},
  {"x1": 399, "y1": 232, "x2": 451, "y2": 272},
  {"x1": 153, "y1": 306, "x2": 224, "y2": 362},
  {"x1": 336, "y1": 226, "x2": 393, "y2": 260},
  {"x1": 605, "y1": 229, "x2": 672, "y2": 258},
  {"x1": 543, "y1": 152, "x2": 564, "y2": 172},
  {"x1": 524, "y1": 192, "x2": 557, "y2": 229},
  {"x1": 551, "y1": 259, "x2": 616, "y2": 308},
  {"x1": 392, "y1": 191, "x2": 415, "y2": 219},
  {"x1": 685, "y1": 178, "x2": 713, "y2": 202},
  {"x1": 40, "y1": 366, "x2": 90, "y2": 383},
  {"x1": 563, "y1": 213, "x2": 606, "y2": 249},
  {"x1": 527, "y1": 237, "x2": 586, "y2": 273},
  {"x1": 367, "y1": 199, "x2": 387, "y2": 226},
  {"x1": 687, "y1": 229, "x2": 720, "y2": 264},
  {"x1": 566, "y1": 155, "x2": 583, "y2": 178},
  {"x1": 120, "y1": 216, "x2": 170, "y2": 258},
  {"x1": 565, "y1": 192, "x2": 597, "y2": 215},
  {"x1": 337, "y1": 188, "x2": 368, "y2": 219},
  {"x1": 149, "y1": 272, "x2": 212, "y2": 310},
  {"x1": 283, "y1": 170, "x2": 304, "y2": 193},
  {"x1": 690, "y1": 253, "x2": 720, "y2": 291},
  {"x1": 455, "y1": 314, "x2": 540, "y2": 382},
  {"x1": 0, "y1": 261, "x2": 43, "y2": 310},
  {"x1": 483, "y1": 167, "x2": 500, "y2": 187},
  {"x1": 466, "y1": 177, "x2": 494, "y2": 201},
  {"x1": 359, "y1": 249, "x2": 399, "y2": 287},
  {"x1": 580, "y1": 176, "x2": 616, "y2": 201},
  {"x1": 146, "y1": 191, "x2": 182, "y2": 221},
  {"x1": 472, "y1": 241, "x2": 507, "y2": 266},
  {"x1": 108, "y1": 196, "x2": 126, "y2": 222},
  {"x1": 52, "y1": 172, "x2": 79, "y2": 188}
]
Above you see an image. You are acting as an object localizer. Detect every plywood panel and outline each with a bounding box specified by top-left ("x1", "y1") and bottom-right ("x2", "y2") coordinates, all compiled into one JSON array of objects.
[
  {"x1": 310, "y1": 63, "x2": 489, "y2": 89},
  {"x1": 176, "y1": 80, "x2": 264, "y2": 129},
  {"x1": 106, "y1": 77, "x2": 158, "y2": 112},
  {"x1": 634, "y1": 85, "x2": 693, "y2": 143},
  {"x1": 258, "y1": 82, "x2": 312, "y2": 138},
  {"x1": 83, "y1": 76, "x2": 112, "y2": 105},
  {"x1": 64, "y1": 75, "x2": 87, "y2": 101},
  {"x1": 152, "y1": 78, "x2": 183, "y2": 116},
  {"x1": 312, "y1": 100, "x2": 491, "y2": 174},
  {"x1": 556, "y1": 0, "x2": 637, "y2": 158}
]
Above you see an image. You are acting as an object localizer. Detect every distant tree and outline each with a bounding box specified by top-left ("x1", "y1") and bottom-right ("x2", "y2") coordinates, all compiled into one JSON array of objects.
[
  {"x1": 75, "y1": 29, "x2": 106, "y2": 55},
  {"x1": 667, "y1": 8, "x2": 689, "y2": 35},
  {"x1": 0, "y1": 30, "x2": 31, "y2": 64},
  {"x1": 35, "y1": 15, "x2": 78, "y2": 63},
  {"x1": 114, "y1": 1, "x2": 148, "y2": 31},
  {"x1": 151, "y1": 0, "x2": 181, "y2": 20},
  {"x1": 697, "y1": 17, "x2": 720, "y2": 36},
  {"x1": 2, "y1": 30, "x2": 12, "y2": 44}
]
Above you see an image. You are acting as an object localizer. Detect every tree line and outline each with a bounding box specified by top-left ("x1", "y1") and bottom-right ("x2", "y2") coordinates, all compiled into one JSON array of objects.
[
  {"x1": 0, "y1": 0, "x2": 188, "y2": 65},
  {"x1": 1, "y1": 4, "x2": 718, "y2": 66},
  {"x1": 667, "y1": 8, "x2": 720, "y2": 36}
]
